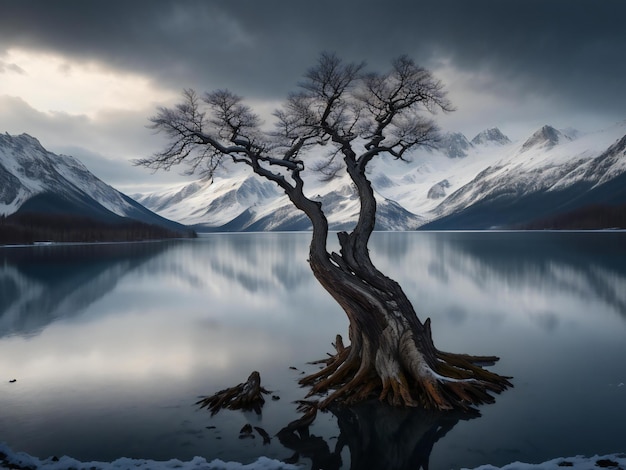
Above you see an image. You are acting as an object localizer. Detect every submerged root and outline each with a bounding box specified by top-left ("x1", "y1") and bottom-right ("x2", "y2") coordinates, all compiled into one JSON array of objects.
[
  {"x1": 300, "y1": 334, "x2": 379, "y2": 408},
  {"x1": 437, "y1": 351, "x2": 513, "y2": 386},
  {"x1": 197, "y1": 371, "x2": 270, "y2": 416},
  {"x1": 278, "y1": 400, "x2": 319, "y2": 435},
  {"x1": 301, "y1": 332, "x2": 513, "y2": 412}
]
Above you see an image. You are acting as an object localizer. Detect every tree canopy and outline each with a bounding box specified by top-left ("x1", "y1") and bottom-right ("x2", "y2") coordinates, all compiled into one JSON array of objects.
[{"x1": 137, "y1": 52, "x2": 452, "y2": 195}]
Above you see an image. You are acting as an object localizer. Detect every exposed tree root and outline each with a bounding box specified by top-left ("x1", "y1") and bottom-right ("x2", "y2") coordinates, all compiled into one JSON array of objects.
[
  {"x1": 300, "y1": 330, "x2": 513, "y2": 412},
  {"x1": 197, "y1": 371, "x2": 270, "y2": 416}
]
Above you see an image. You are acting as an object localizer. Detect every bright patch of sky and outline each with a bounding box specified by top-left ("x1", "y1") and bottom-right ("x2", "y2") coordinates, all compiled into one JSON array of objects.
[
  {"x1": 0, "y1": 48, "x2": 175, "y2": 117},
  {"x1": 0, "y1": 48, "x2": 191, "y2": 191}
]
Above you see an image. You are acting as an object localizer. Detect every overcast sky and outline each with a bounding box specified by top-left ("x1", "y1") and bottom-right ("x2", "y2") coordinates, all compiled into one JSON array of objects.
[{"x1": 1, "y1": 0, "x2": 625, "y2": 193}]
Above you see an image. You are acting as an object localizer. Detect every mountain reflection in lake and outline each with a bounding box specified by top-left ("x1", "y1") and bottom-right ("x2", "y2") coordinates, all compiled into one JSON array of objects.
[{"x1": 1, "y1": 232, "x2": 625, "y2": 470}]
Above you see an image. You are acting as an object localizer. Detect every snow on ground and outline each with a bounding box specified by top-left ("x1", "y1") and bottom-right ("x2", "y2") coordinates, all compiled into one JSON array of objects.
[
  {"x1": 2, "y1": 442, "x2": 625, "y2": 470},
  {"x1": 464, "y1": 454, "x2": 626, "y2": 470},
  {"x1": 0, "y1": 442, "x2": 297, "y2": 470}
]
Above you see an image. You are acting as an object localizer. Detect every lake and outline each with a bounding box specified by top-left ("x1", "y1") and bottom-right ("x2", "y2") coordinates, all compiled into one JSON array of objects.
[{"x1": 1, "y1": 231, "x2": 625, "y2": 470}]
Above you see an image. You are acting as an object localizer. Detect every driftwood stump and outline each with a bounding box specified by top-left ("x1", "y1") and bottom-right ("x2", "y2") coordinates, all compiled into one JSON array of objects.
[{"x1": 197, "y1": 371, "x2": 270, "y2": 415}]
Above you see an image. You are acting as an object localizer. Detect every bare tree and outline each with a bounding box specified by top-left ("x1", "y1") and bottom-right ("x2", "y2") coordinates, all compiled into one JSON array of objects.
[{"x1": 137, "y1": 53, "x2": 511, "y2": 411}]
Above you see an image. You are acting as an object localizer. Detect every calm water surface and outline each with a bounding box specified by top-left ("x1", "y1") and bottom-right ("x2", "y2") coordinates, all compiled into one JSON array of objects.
[{"x1": 1, "y1": 232, "x2": 625, "y2": 469}]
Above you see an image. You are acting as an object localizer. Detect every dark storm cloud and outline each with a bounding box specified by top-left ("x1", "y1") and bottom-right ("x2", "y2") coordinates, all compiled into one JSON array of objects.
[{"x1": 1, "y1": 0, "x2": 625, "y2": 119}]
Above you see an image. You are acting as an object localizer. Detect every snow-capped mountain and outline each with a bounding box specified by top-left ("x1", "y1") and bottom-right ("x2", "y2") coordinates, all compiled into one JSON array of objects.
[
  {"x1": 520, "y1": 124, "x2": 571, "y2": 152},
  {"x1": 437, "y1": 132, "x2": 473, "y2": 158},
  {"x1": 134, "y1": 170, "x2": 424, "y2": 231},
  {"x1": 471, "y1": 128, "x2": 511, "y2": 146},
  {"x1": 133, "y1": 122, "x2": 626, "y2": 231},
  {"x1": 422, "y1": 123, "x2": 626, "y2": 229},
  {"x1": 0, "y1": 133, "x2": 193, "y2": 236}
]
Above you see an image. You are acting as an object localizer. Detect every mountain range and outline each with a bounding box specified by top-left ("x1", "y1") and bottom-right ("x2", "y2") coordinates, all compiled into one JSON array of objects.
[
  {"x1": 2, "y1": 122, "x2": 625, "y2": 237},
  {"x1": 133, "y1": 122, "x2": 626, "y2": 231},
  {"x1": 0, "y1": 133, "x2": 194, "y2": 243}
]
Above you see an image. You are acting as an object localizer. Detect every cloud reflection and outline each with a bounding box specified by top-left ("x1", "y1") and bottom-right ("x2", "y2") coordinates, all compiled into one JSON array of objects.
[{"x1": 369, "y1": 231, "x2": 626, "y2": 331}]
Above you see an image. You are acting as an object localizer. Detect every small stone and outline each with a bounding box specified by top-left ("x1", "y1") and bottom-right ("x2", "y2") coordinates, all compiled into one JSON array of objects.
[{"x1": 595, "y1": 459, "x2": 620, "y2": 468}]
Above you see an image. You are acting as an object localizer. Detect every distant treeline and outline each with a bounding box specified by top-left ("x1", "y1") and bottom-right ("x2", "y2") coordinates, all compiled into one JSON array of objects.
[
  {"x1": 0, "y1": 212, "x2": 196, "y2": 245},
  {"x1": 519, "y1": 203, "x2": 626, "y2": 230}
]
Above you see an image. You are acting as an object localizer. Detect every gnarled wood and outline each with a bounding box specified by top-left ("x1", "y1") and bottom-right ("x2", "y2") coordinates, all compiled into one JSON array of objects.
[
  {"x1": 196, "y1": 371, "x2": 270, "y2": 415},
  {"x1": 291, "y1": 113, "x2": 513, "y2": 410},
  {"x1": 142, "y1": 53, "x2": 511, "y2": 413}
]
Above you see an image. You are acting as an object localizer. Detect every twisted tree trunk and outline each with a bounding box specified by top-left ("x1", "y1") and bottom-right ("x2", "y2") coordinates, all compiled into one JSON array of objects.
[
  {"x1": 142, "y1": 54, "x2": 511, "y2": 412},
  {"x1": 288, "y1": 158, "x2": 512, "y2": 411}
]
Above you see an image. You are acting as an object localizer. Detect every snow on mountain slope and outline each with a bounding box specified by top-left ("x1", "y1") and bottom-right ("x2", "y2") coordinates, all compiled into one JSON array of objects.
[
  {"x1": 471, "y1": 127, "x2": 511, "y2": 146},
  {"x1": 134, "y1": 171, "x2": 287, "y2": 228},
  {"x1": 438, "y1": 132, "x2": 473, "y2": 158},
  {"x1": 134, "y1": 165, "x2": 424, "y2": 231},
  {"x1": 1, "y1": 133, "x2": 125, "y2": 216},
  {"x1": 0, "y1": 133, "x2": 191, "y2": 233},
  {"x1": 369, "y1": 144, "x2": 503, "y2": 216},
  {"x1": 134, "y1": 126, "x2": 513, "y2": 231},
  {"x1": 520, "y1": 124, "x2": 569, "y2": 151},
  {"x1": 429, "y1": 122, "x2": 626, "y2": 222},
  {"x1": 134, "y1": 122, "x2": 626, "y2": 231}
]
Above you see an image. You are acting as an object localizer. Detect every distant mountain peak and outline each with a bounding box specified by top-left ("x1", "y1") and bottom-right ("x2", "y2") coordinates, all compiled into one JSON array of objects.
[
  {"x1": 521, "y1": 125, "x2": 567, "y2": 151},
  {"x1": 437, "y1": 132, "x2": 472, "y2": 158},
  {"x1": 471, "y1": 128, "x2": 511, "y2": 146},
  {"x1": 0, "y1": 132, "x2": 44, "y2": 149}
]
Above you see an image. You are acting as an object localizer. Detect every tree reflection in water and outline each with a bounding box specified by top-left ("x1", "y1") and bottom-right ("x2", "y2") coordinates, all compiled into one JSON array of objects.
[{"x1": 277, "y1": 401, "x2": 478, "y2": 470}]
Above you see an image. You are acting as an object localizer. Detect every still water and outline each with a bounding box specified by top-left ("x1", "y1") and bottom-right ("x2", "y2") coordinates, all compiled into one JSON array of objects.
[{"x1": 1, "y1": 231, "x2": 625, "y2": 469}]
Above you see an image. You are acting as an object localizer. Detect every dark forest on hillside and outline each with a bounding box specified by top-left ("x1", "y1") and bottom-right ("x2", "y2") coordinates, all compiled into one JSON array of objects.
[
  {"x1": 520, "y1": 203, "x2": 626, "y2": 230},
  {"x1": 0, "y1": 212, "x2": 196, "y2": 245}
]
